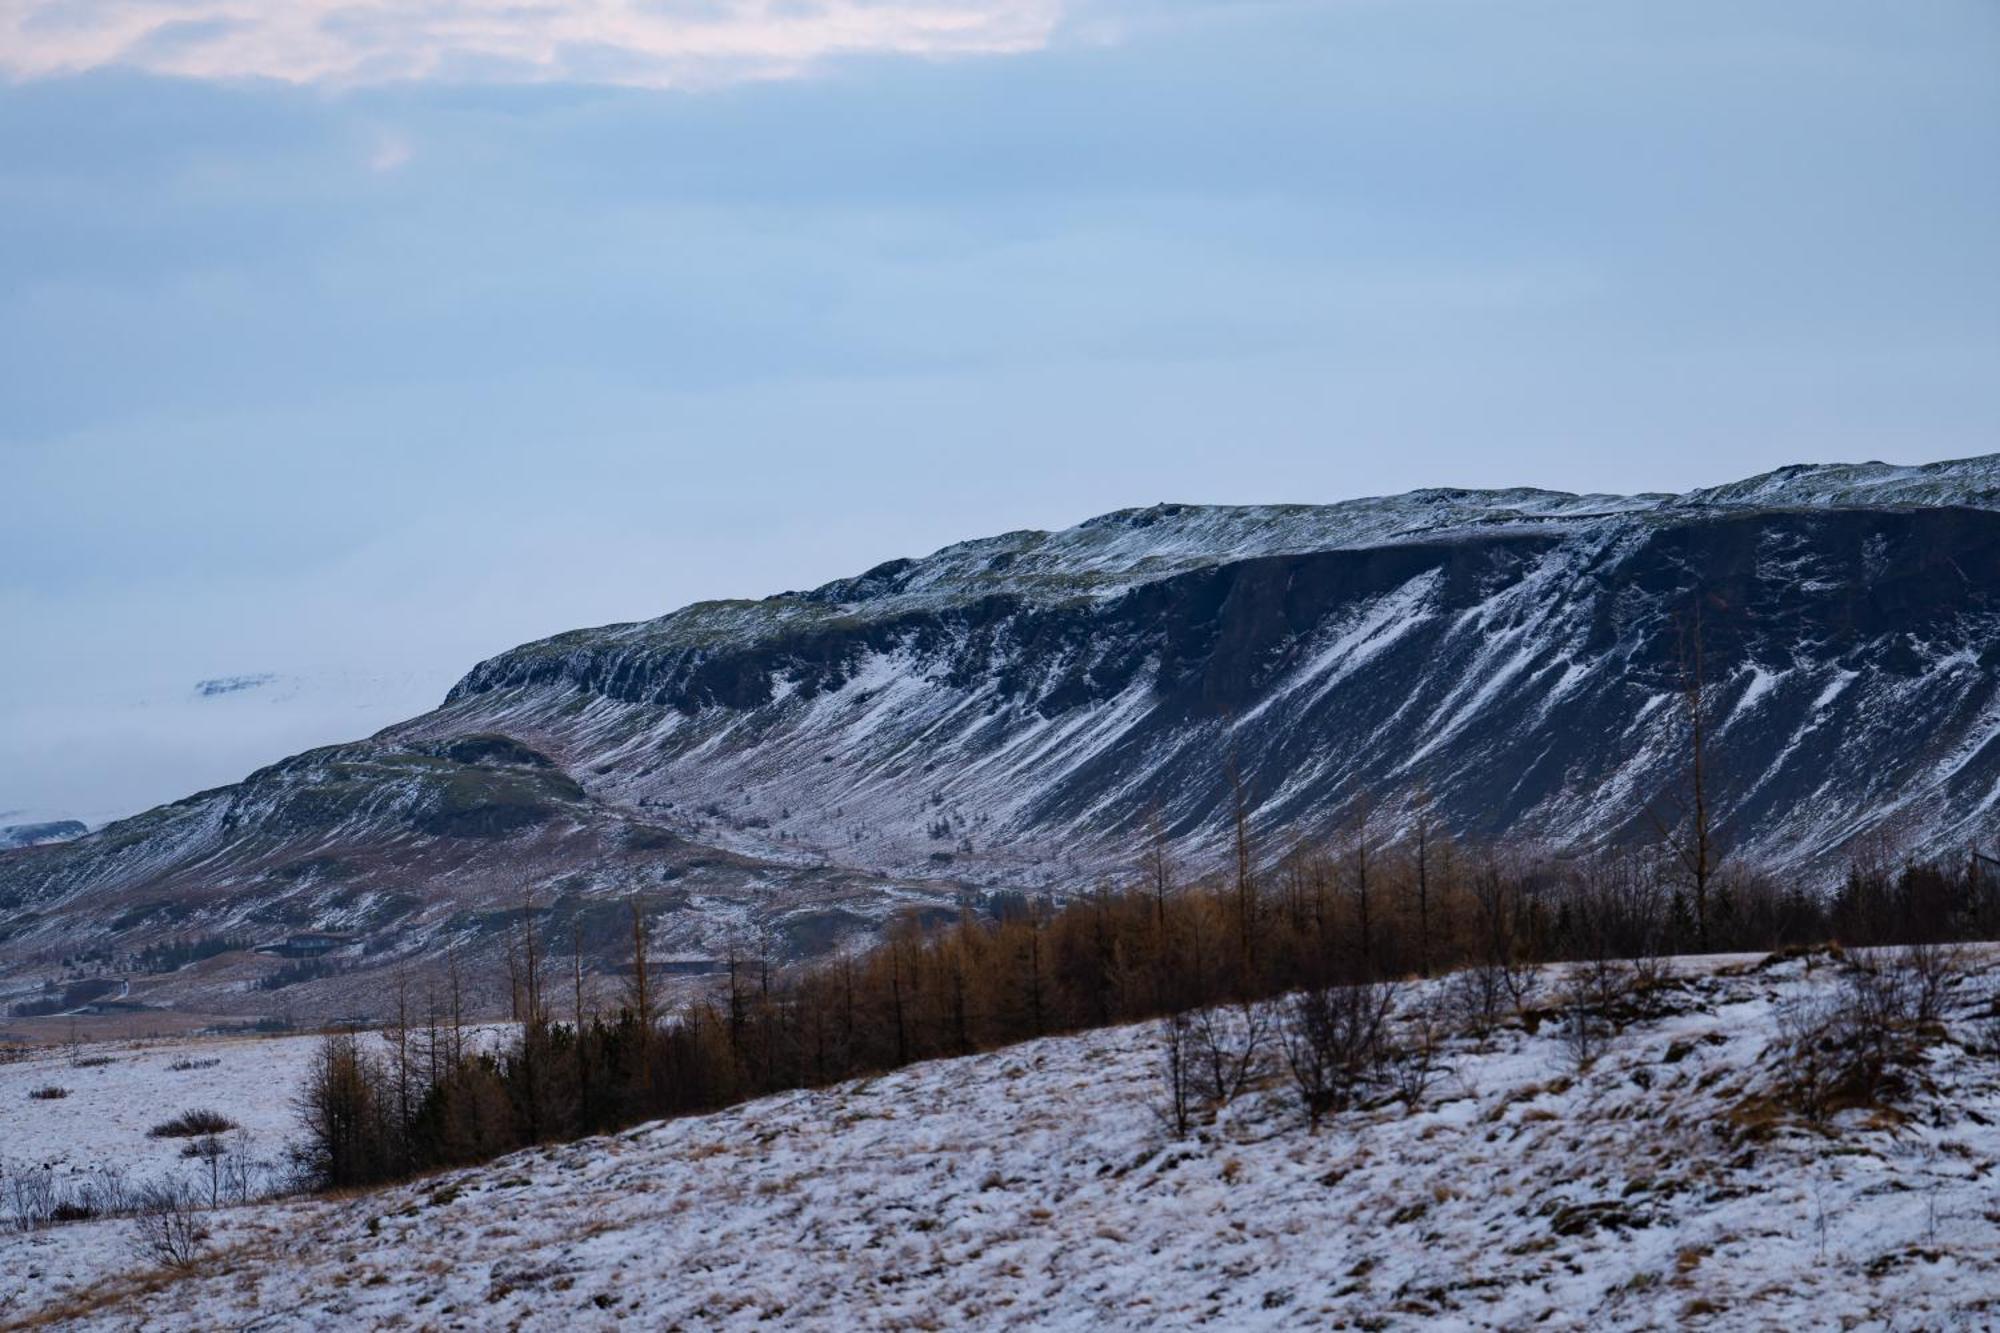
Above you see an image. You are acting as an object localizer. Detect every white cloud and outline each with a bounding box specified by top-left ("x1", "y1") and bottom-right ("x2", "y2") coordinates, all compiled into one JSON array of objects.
[{"x1": 0, "y1": 0, "x2": 1064, "y2": 88}]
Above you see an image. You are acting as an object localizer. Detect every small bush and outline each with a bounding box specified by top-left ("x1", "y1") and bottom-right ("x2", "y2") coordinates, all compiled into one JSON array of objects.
[
  {"x1": 1900, "y1": 942, "x2": 1965, "y2": 1024},
  {"x1": 1445, "y1": 963, "x2": 1511, "y2": 1043},
  {"x1": 1281, "y1": 981, "x2": 1394, "y2": 1126},
  {"x1": 168, "y1": 1057, "x2": 221, "y2": 1072},
  {"x1": 28, "y1": 1085, "x2": 69, "y2": 1100},
  {"x1": 1769, "y1": 950, "x2": 1953, "y2": 1125},
  {"x1": 1558, "y1": 959, "x2": 1632, "y2": 1071},
  {"x1": 73, "y1": 1054, "x2": 115, "y2": 1068},
  {"x1": 130, "y1": 1179, "x2": 208, "y2": 1270},
  {"x1": 148, "y1": 1108, "x2": 236, "y2": 1139}
]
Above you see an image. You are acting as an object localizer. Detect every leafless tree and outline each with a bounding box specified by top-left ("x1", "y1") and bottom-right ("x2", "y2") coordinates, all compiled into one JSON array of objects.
[
  {"x1": 1157, "y1": 1010, "x2": 1197, "y2": 1137},
  {"x1": 1144, "y1": 808, "x2": 1174, "y2": 929},
  {"x1": 1557, "y1": 961, "x2": 1628, "y2": 1071},
  {"x1": 1410, "y1": 793, "x2": 1437, "y2": 980},
  {"x1": 1445, "y1": 960, "x2": 1511, "y2": 1045},
  {"x1": 1651, "y1": 604, "x2": 1723, "y2": 950},
  {"x1": 1772, "y1": 991, "x2": 1843, "y2": 1126},
  {"x1": 1901, "y1": 941, "x2": 1965, "y2": 1024},
  {"x1": 1227, "y1": 746, "x2": 1257, "y2": 975}
]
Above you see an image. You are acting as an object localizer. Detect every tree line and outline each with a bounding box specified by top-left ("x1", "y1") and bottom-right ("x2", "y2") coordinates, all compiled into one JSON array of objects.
[{"x1": 294, "y1": 820, "x2": 2000, "y2": 1191}]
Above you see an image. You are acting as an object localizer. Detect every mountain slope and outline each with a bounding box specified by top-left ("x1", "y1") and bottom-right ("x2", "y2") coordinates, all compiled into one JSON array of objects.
[
  {"x1": 428, "y1": 456, "x2": 2000, "y2": 882},
  {"x1": 4, "y1": 455, "x2": 1998, "y2": 1016}
]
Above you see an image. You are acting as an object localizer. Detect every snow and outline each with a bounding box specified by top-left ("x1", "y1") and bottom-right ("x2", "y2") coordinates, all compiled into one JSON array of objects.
[
  {"x1": 0, "y1": 1034, "x2": 309, "y2": 1179},
  {"x1": 7, "y1": 950, "x2": 2000, "y2": 1329}
]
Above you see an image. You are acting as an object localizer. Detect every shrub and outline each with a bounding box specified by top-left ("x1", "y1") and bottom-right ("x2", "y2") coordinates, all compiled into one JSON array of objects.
[
  {"x1": 1770, "y1": 950, "x2": 1950, "y2": 1126},
  {"x1": 130, "y1": 1179, "x2": 208, "y2": 1271},
  {"x1": 1558, "y1": 958, "x2": 1632, "y2": 1071},
  {"x1": 28, "y1": 1085, "x2": 69, "y2": 1100},
  {"x1": 1280, "y1": 981, "x2": 1394, "y2": 1126},
  {"x1": 1445, "y1": 962, "x2": 1510, "y2": 1044},
  {"x1": 1900, "y1": 941, "x2": 1965, "y2": 1024},
  {"x1": 1388, "y1": 995, "x2": 1447, "y2": 1109},
  {"x1": 168, "y1": 1057, "x2": 221, "y2": 1072},
  {"x1": 148, "y1": 1108, "x2": 236, "y2": 1139},
  {"x1": 1194, "y1": 998, "x2": 1274, "y2": 1107},
  {"x1": 1772, "y1": 992, "x2": 1844, "y2": 1126}
]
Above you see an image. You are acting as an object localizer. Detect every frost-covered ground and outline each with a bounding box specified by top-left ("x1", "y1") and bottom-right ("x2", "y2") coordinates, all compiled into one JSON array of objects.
[
  {"x1": 6, "y1": 951, "x2": 2000, "y2": 1330},
  {"x1": 0, "y1": 1026, "x2": 511, "y2": 1185},
  {"x1": 0, "y1": 1031, "x2": 317, "y2": 1180}
]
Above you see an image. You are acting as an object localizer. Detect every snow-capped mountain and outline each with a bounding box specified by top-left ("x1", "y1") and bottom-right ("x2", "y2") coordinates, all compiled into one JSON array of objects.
[
  {"x1": 429, "y1": 453, "x2": 2000, "y2": 881},
  {"x1": 3, "y1": 455, "x2": 1997, "y2": 1015}
]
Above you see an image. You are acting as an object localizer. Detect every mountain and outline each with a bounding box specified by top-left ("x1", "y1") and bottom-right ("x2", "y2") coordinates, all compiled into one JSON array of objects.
[
  {"x1": 4, "y1": 455, "x2": 1998, "y2": 1019},
  {"x1": 428, "y1": 453, "x2": 2000, "y2": 877}
]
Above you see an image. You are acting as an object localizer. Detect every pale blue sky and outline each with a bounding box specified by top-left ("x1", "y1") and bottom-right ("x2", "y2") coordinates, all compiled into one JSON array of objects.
[{"x1": 3, "y1": 0, "x2": 1997, "y2": 823}]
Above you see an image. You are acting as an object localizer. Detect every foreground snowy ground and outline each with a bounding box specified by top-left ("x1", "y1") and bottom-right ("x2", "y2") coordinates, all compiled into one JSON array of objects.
[{"x1": 5, "y1": 950, "x2": 1999, "y2": 1330}]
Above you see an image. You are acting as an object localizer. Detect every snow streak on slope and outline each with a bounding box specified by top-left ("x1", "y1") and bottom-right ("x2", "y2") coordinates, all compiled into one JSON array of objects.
[{"x1": 7, "y1": 951, "x2": 2000, "y2": 1329}]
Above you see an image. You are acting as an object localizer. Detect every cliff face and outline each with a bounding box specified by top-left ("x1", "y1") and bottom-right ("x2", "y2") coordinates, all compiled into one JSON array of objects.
[
  {"x1": 431, "y1": 498, "x2": 2000, "y2": 883},
  {"x1": 4, "y1": 456, "x2": 1998, "y2": 1015}
]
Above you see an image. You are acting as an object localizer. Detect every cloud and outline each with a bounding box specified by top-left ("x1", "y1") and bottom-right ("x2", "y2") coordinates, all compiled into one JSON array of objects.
[{"x1": 0, "y1": 0, "x2": 1064, "y2": 88}]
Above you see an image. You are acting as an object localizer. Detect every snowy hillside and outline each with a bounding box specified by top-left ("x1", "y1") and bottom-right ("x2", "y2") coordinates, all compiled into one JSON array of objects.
[
  {"x1": 6, "y1": 454, "x2": 1999, "y2": 1020},
  {"x1": 7, "y1": 949, "x2": 2000, "y2": 1329},
  {"x1": 433, "y1": 453, "x2": 2000, "y2": 881}
]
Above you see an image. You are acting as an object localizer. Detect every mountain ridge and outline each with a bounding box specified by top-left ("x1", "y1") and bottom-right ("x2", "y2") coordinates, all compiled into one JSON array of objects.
[{"x1": 4, "y1": 454, "x2": 1998, "y2": 1020}]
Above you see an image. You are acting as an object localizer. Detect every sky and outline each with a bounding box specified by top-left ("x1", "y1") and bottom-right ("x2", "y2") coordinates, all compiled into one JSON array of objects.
[{"x1": 2, "y1": 0, "x2": 1997, "y2": 827}]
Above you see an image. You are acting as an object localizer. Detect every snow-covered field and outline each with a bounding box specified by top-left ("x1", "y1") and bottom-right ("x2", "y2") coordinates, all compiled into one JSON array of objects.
[
  {"x1": 5, "y1": 951, "x2": 2000, "y2": 1329},
  {"x1": 0, "y1": 1032, "x2": 317, "y2": 1183}
]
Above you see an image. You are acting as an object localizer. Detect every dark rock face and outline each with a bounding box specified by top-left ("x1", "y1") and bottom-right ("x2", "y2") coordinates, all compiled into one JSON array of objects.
[{"x1": 436, "y1": 505, "x2": 2000, "y2": 879}]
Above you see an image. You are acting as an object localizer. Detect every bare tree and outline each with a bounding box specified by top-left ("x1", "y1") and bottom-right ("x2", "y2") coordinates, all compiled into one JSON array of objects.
[
  {"x1": 1411, "y1": 793, "x2": 1436, "y2": 980},
  {"x1": 1144, "y1": 808, "x2": 1174, "y2": 929},
  {"x1": 1445, "y1": 961, "x2": 1511, "y2": 1046},
  {"x1": 1557, "y1": 961, "x2": 1626, "y2": 1071},
  {"x1": 1157, "y1": 1010, "x2": 1197, "y2": 1138},
  {"x1": 1469, "y1": 858, "x2": 1540, "y2": 1014},
  {"x1": 1772, "y1": 991, "x2": 1842, "y2": 1126},
  {"x1": 1227, "y1": 747, "x2": 1257, "y2": 975},
  {"x1": 1651, "y1": 604, "x2": 1722, "y2": 951},
  {"x1": 1348, "y1": 795, "x2": 1377, "y2": 978},
  {"x1": 626, "y1": 900, "x2": 654, "y2": 1018}
]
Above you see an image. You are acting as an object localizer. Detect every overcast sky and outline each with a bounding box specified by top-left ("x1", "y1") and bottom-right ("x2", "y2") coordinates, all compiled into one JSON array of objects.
[{"x1": 3, "y1": 0, "x2": 1997, "y2": 826}]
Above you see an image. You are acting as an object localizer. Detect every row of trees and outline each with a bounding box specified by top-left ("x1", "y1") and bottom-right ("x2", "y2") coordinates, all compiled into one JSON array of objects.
[{"x1": 295, "y1": 826, "x2": 2000, "y2": 1190}]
